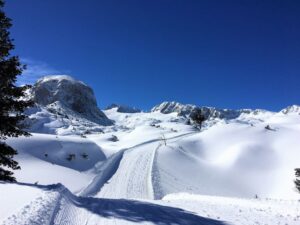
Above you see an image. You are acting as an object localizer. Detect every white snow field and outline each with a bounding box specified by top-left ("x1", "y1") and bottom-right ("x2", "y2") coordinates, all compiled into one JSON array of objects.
[{"x1": 1, "y1": 75, "x2": 300, "y2": 224}]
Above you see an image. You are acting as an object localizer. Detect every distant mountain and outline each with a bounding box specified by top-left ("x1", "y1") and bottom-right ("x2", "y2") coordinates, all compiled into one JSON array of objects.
[
  {"x1": 106, "y1": 103, "x2": 141, "y2": 113},
  {"x1": 280, "y1": 105, "x2": 300, "y2": 115},
  {"x1": 151, "y1": 101, "x2": 197, "y2": 116},
  {"x1": 22, "y1": 76, "x2": 298, "y2": 136},
  {"x1": 151, "y1": 101, "x2": 273, "y2": 121}
]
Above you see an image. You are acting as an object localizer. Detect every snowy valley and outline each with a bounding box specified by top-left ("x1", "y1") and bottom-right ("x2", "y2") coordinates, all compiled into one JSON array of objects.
[{"x1": 1, "y1": 75, "x2": 300, "y2": 225}]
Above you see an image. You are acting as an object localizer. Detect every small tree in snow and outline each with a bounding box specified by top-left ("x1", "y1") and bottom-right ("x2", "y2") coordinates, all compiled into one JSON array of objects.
[
  {"x1": 190, "y1": 108, "x2": 206, "y2": 130},
  {"x1": 66, "y1": 154, "x2": 76, "y2": 161},
  {"x1": 295, "y1": 168, "x2": 300, "y2": 193},
  {"x1": 81, "y1": 153, "x2": 88, "y2": 159}
]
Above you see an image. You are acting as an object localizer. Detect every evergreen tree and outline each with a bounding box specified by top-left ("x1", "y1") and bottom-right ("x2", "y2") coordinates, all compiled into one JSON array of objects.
[
  {"x1": 190, "y1": 108, "x2": 206, "y2": 130},
  {"x1": 0, "y1": 0, "x2": 33, "y2": 182},
  {"x1": 295, "y1": 168, "x2": 300, "y2": 193}
]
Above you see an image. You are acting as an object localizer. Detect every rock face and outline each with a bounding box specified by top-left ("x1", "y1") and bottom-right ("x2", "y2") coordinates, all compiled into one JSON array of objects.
[
  {"x1": 106, "y1": 103, "x2": 141, "y2": 113},
  {"x1": 32, "y1": 75, "x2": 113, "y2": 125},
  {"x1": 151, "y1": 101, "x2": 197, "y2": 116}
]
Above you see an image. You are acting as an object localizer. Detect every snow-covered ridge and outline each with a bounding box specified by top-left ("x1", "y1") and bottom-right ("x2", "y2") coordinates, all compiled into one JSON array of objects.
[
  {"x1": 36, "y1": 75, "x2": 87, "y2": 87},
  {"x1": 280, "y1": 105, "x2": 300, "y2": 115},
  {"x1": 151, "y1": 101, "x2": 197, "y2": 116},
  {"x1": 151, "y1": 101, "x2": 274, "y2": 121}
]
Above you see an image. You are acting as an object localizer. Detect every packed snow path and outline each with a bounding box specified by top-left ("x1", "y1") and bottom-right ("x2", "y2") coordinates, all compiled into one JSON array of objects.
[
  {"x1": 93, "y1": 132, "x2": 197, "y2": 199},
  {"x1": 96, "y1": 142, "x2": 158, "y2": 199}
]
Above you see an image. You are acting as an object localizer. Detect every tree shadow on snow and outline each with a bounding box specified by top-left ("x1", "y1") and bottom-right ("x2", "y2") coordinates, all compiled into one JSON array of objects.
[
  {"x1": 71, "y1": 196, "x2": 227, "y2": 225},
  {"x1": 7, "y1": 182, "x2": 228, "y2": 225}
]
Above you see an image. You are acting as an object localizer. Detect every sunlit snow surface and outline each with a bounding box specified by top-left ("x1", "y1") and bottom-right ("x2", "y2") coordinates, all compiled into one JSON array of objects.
[{"x1": 1, "y1": 104, "x2": 300, "y2": 225}]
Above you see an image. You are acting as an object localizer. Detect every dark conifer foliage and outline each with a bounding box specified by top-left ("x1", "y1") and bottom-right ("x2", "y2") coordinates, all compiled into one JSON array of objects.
[
  {"x1": 0, "y1": 0, "x2": 33, "y2": 181},
  {"x1": 295, "y1": 168, "x2": 300, "y2": 193},
  {"x1": 190, "y1": 108, "x2": 206, "y2": 130}
]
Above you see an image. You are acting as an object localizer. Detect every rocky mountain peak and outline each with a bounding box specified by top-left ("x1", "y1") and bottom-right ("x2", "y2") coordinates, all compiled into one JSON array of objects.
[{"x1": 32, "y1": 75, "x2": 113, "y2": 125}]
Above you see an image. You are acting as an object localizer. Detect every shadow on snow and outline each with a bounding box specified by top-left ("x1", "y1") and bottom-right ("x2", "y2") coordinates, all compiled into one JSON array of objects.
[{"x1": 6, "y1": 181, "x2": 228, "y2": 225}]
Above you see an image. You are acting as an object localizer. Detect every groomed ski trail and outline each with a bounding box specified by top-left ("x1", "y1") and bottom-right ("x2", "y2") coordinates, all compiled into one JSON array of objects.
[
  {"x1": 85, "y1": 131, "x2": 197, "y2": 200},
  {"x1": 97, "y1": 142, "x2": 158, "y2": 199}
]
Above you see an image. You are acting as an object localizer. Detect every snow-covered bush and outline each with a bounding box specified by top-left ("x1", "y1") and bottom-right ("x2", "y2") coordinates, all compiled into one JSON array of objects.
[
  {"x1": 66, "y1": 154, "x2": 76, "y2": 161},
  {"x1": 81, "y1": 153, "x2": 88, "y2": 159}
]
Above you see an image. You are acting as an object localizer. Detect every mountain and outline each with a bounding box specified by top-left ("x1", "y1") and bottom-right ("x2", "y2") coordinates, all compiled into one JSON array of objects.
[
  {"x1": 151, "y1": 101, "x2": 197, "y2": 116},
  {"x1": 151, "y1": 101, "x2": 272, "y2": 122},
  {"x1": 106, "y1": 103, "x2": 141, "y2": 113},
  {"x1": 32, "y1": 75, "x2": 112, "y2": 125},
  {"x1": 24, "y1": 75, "x2": 113, "y2": 135},
  {"x1": 280, "y1": 105, "x2": 300, "y2": 115}
]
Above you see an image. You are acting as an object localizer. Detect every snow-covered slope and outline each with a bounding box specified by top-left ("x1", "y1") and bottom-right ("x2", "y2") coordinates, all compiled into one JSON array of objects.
[
  {"x1": 1, "y1": 75, "x2": 300, "y2": 224},
  {"x1": 153, "y1": 119, "x2": 300, "y2": 200},
  {"x1": 5, "y1": 133, "x2": 107, "y2": 192},
  {"x1": 162, "y1": 193, "x2": 300, "y2": 225},
  {"x1": 1, "y1": 182, "x2": 299, "y2": 225},
  {"x1": 0, "y1": 183, "x2": 227, "y2": 225}
]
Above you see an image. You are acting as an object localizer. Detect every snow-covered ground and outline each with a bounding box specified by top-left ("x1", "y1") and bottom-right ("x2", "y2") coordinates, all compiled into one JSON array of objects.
[
  {"x1": 1, "y1": 75, "x2": 300, "y2": 224},
  {"x1": 162, "y1": 193, "x2": 300, "y2": 225}
]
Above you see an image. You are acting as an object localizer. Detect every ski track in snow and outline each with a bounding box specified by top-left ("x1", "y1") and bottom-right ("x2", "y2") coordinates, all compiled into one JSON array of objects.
[
  {"x1": 95, "y1": 132, "x2": 196, "y2": 199},
  {"x1": 1, "y1": 132, "x2": 197, "y2": 225},
  {"x1": 96, "y1": 142, "x2": 157, "y2": 199}
]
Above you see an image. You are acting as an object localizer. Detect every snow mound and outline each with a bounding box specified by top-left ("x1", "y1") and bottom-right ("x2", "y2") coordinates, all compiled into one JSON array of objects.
[
  {"x1": 32, "y1": 75, "x2": 113, "y2": 125},
  {"x1": 153, "y1": 120, "x2": 300, "y2": 200}
]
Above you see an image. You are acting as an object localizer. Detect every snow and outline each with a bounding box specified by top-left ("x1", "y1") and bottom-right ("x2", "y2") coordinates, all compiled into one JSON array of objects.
[
  {"x1": 153, "y1": 121, "x2": 300, "y2": 199},
  {"x1": 1, "y1": 183, "x2": 299, "y2": 225},
  {"x1": 162, "y1": 193, "x2": 300, "y2": 225},
  {"x1": 0, "y1": 183, "x2": 43, "y2": 220},
  {"x1": 5, "y1": 133, "x2": 107, "y2": 192},
  {"x1": 1, "y1": 76, "x2": 300, "y2": 224},
  {"x1": 0, "y1": 183, "x2": 226, "y2": 225}
]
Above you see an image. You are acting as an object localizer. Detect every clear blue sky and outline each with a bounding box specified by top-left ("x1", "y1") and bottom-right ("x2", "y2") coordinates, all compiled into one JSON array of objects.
[{"x1": 5, "y1": 0, "x2": 300, "y2": 111}]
